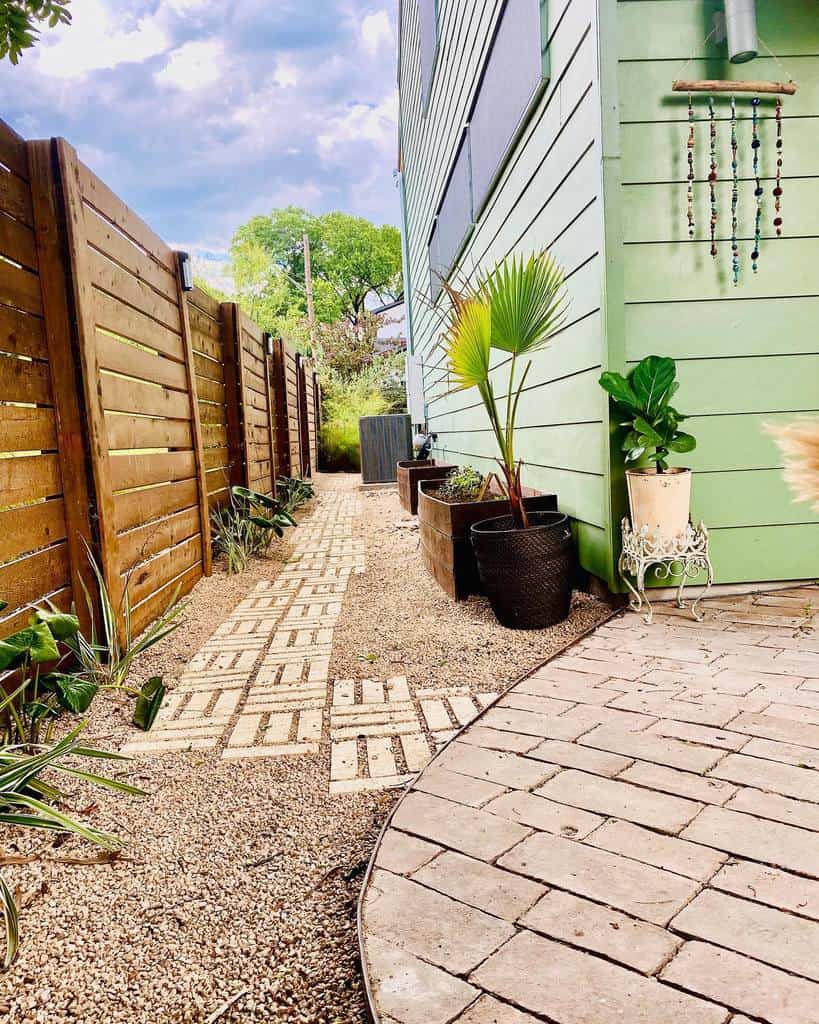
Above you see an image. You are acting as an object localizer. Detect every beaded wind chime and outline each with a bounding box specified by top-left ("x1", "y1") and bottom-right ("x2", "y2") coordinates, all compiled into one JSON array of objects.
[{"x1": 672, "y1": 74, "x2": 797, "y2": 285}]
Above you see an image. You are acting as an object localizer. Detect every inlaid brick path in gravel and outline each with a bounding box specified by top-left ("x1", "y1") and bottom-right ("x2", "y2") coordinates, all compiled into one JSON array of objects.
[
  {"x1": 121, "y1": 479, "x2": 498, "y2": 792},
  {"x1": 359, "y1": 586, "x2": 819, "y2": 1024}
]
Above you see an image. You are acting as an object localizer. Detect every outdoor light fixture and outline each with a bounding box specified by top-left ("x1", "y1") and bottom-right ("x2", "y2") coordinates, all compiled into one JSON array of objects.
[
  {"x1": 177, "y1": 251, "x2": 194, "y2": 291},
  {"x1": 263, "y1": 332, "x2": 274, "y2": 356}
]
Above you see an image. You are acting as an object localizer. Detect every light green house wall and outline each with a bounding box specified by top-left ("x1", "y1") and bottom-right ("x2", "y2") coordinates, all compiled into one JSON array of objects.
[{"x1": 399, "y1": 0, "x2": 819, "y2": 591}]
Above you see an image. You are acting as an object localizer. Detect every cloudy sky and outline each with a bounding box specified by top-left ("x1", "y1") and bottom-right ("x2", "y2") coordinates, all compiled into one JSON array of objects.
[{"x1": 0, "y1": 0, "x2": 400, "y2": 276}]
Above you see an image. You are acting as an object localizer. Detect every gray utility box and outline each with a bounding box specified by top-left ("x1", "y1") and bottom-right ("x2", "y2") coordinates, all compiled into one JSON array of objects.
[{"x1": 359, "y1": 414, "x2": 412, "y2": 483}]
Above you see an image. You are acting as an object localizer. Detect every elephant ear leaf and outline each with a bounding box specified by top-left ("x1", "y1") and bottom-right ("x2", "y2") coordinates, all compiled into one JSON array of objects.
[
  {"x1": 43, "y1": 674, "x2": 98, "y2": 714},
  {"x1": 0, "y1": 601, "x2": 7, "y2": 613},
  {"x1": 0, "y1": 623, "x2": 58, "y2": 670},
  {"x1": 33, "y1": 608, "x2": 79, "y2": 641},
  {"x1": 631, "y1": 356, "x2": 676, "y2": 415},
  {"x1": 133, "y1": 676, "x2": 166, "y2": 732},
  {"x1": 598, "y1": 372, "x2": 638, "y2": 410}
]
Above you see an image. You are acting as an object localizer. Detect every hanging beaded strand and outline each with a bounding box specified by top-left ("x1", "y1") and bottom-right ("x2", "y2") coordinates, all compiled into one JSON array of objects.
[
  {"x1": 773, "y1": 97, "x2": 784, "y2": 236},
  {"x1": 708, "y1": 96, "x2": 717, "y2": 256},
  {"x1": 751, "y1": 96, "x2": 762, "y2": 272},
  {"x1": 686, "y1": 94, "x2": 696, "y2": 239},
  {"x1": 731, "y1": 96, "x2": 740, "y2": 285}
]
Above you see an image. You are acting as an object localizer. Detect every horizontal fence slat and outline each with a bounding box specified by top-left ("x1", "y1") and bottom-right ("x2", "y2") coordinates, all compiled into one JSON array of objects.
[
  {"x1": 0, "y1": 303, "x2": 46, "y2": 360},
  {"x1": 188, "y1": 285, "x2": 221, "y2": 320},
  {"x1": 193, "y1": 352, "x2": 224, "y2": 383},
  {"x1": 128, "y1": 560, "x2": 200, "y2": 637},
  {"x1": 88, "y1": 247, "x2": 182, "y2": 334},
  {"x1": 110, "y1": 450, "x2": 196, "y2": 492},
  {"x1": 105, "y1": 412, "x2": 192, "y2": 451},
  {"x1": 0, "y1": 119, "x2": 29, "y2": 180},
  {"x1": 101, "y1": 373, "x2": 191, "y2": 420},
  {"x1": 0, "y1": 541, "x2": 70, "y2": 615},
  {"x1": 0, "y1": 586, "x2": 71, "y2": 638},
  {"x1": 97, "y1": 331, "x2": 187, "y2": 389},
  {"x1": 0, "y1": 352, "x2": 52, "y2": 404},
  {"x1": 0, "y1": 498, "x2": 67, "y2": 565},
  {"x1": 93, "y1": 288, "x2": 185, "y2": 362},
  {"x1": 124, "y1": 533, "x2": 201, "y2": 607},
  {"x1": 83, "y1": 202, "x2": 179, "y2": 304},
  {"x1": 201, "y1": 423, "x2": 228, "y2": 448},
  {"x1": 195, "y1": 376, "x2": 226, "y2": 404},
  {"x1": 203, "y1": 446, "x2": 230, "y2": 471},
  {"x1": 119, "y1": 504, "x2": 201, "y2": 574},
  {"x1": 113, "y1": 477, "x2": 199, "y2": 534},
  {"x1": 0, "y1": 165, "x2": 33, "y2": 225},
  {"x1": 0, "y1": 452, "x2": 62, "y2": 507},
  {"x1": 0, "y1": 210, "x2": 37, "y2": 270},
  {"x1": 0, "y1": 261, "x2": 42, "y2": 316},
  {"x1": 0, "y1": 405, "x2": 57, "y2": 453}
]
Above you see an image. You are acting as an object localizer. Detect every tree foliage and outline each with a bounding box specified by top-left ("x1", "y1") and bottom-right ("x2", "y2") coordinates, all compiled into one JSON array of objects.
[
  {"x1": 0, "y1": 0, "x2": 70, "y2": 64},
  {"x1": 229, "y1": 206, "x2": 402, "y2": 330}
]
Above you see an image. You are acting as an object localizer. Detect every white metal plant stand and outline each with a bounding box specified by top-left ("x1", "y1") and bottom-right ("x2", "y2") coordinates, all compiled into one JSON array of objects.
[{"x1": 618, "y1": 517, "x2": 714, "y2": 624}]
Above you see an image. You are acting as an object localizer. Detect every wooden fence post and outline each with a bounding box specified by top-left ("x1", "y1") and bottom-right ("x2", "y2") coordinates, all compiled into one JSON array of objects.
[
  {"x1": 219, "y1": 302, "x2": 244, "y2": 490},
  {"x1": 25, "y1": 139, "x2": 97, "y2": 634},
  {"x1": 52, "y1": 138, "x2": 124, "y2": 622},
  {"x1": 175, "y1": 254, "x2": 211, "y2": 576},
  {"x1": 264, "y1": 346, "x2": 279, "y2": 493}
]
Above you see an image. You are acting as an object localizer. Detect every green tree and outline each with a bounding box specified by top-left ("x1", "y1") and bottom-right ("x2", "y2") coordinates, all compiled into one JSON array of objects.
[
  {"x1": 229, "y1": 206, "x2": 402, "y2": 332},
  {"x1": 0, "y1": 0, "x2": 71, "y2": 64},
  {"x1": 317, "y1": 213, "x2": 402, "y2": 325}
]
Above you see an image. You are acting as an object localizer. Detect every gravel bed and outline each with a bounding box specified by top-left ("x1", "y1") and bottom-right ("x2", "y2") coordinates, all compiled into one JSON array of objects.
[{"x1": 0, "y1": 475, "x2": 610, "y2": 1023}]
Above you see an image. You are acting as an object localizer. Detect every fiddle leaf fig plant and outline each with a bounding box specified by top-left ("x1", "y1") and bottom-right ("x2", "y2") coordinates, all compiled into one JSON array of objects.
[{"x1": 599, "y1": 355, "x2": 696, "y2": 473}]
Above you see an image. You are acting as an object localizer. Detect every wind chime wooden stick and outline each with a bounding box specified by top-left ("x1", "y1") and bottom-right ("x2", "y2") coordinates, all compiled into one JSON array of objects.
[{"x1": 672, "y1": 79, "x2": 797, "y2": 95}]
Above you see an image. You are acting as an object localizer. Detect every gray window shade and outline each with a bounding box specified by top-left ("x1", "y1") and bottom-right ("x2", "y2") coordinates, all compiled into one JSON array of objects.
[
  {"x1": 428, "y1": 132, "x2": 472, "y2": 300},
  {"x1": 470, "y1": 0, "x2": 546, "y2": 215},
  {"x1": 419, "y1": 0, "x2": 437, "y2": 104}
]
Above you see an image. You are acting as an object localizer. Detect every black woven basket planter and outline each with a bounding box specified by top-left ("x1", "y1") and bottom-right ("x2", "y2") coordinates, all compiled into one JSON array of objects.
[{"x1": 470, "y1": 512, "x2": 575, "y2": 629}]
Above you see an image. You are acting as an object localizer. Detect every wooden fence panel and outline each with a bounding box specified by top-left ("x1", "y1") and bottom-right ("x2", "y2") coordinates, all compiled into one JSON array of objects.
[
  {"x1": 303, "y1": 361, "x2": 319, "y2": 474},
  {"x1": 283, "y1": 343, "x2": 302, "y2": 478},
  {"x1": 270, "y1": 337, "x2": 290, "y2": 477},
  {"x1": 57, "y1": 141, "x2": 209, "y2": 636},
  {"x1": 188, "y1": 287, "x2": 239, "y2": 509},
  {"x1": 0, "y1": 123, "x2": 76, "y2": 637},
  {"x1": 235, "y1": 308, "x2": 276, "y2": 496}
]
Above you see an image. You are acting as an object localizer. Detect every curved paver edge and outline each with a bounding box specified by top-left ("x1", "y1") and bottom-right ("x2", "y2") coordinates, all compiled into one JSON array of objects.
[{"x1": 355, "y1": 603, "x2": 623, "y2": 1024}]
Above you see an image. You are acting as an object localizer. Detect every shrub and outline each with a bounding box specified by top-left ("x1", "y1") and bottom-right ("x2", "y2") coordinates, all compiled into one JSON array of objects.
[
  {"x1": 211, "y1": 486, "x2": 296, "y2": 574},
  {"x1": 275, "y1": 476, "x2": 315, "y2": 512},
  {"x1": 320, "y1": 366, "x2": 390, "y2": 472}
]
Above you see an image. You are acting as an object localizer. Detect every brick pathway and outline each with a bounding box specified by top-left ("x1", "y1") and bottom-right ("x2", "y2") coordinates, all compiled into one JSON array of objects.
[
  {"x1": 121, "y1": 478, "x2": 498, "y2": 792},
  {"x1": 359, "y1": 587, "x2": 819, "y2": 1024}
]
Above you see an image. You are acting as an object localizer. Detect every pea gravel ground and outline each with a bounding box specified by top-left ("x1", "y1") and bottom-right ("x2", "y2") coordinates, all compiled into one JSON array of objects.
[{"x1": 0, "y1": 474, "x2": 610, "y2": 1024}]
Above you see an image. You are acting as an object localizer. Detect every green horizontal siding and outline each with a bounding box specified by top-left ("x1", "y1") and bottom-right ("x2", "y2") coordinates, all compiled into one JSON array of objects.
[
  {"x1": 605, "y1": 0, "x2": 819, "y2": 588},
  {"x1": 399, "y1": 0, "x2": 609, "y2": 581}
]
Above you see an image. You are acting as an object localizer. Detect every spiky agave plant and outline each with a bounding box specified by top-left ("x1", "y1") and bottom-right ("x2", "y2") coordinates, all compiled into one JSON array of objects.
[{"x1": 442, "y1": 252, "x2": 568, "y2": 528}]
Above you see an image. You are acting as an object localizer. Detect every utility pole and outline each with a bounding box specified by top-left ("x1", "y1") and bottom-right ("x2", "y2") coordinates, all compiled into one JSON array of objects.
[{"x1": 303, "y1": 231, "x2": 316, "y2": 348}]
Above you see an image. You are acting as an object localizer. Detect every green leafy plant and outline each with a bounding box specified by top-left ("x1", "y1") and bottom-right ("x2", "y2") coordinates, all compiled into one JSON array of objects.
[
  {"x1": 0, "y1": 704, "x2": 144, "y2": 967},
  {"x1": 0, "y1": 0, "x2": 71, "y2": 64},
  {"x1": 65, "y1": 546, "x2": 184, "y2": 729},
  {"x1": 0, "y1": 607, "x2": 83, "y2": 746},
  {"x1": 442, "y1": 252, "x2": 568, "y2": 528},
  {"x1": 436, "y1": 465, "x2": 487, "y2": 503},
  {"x1": 598, "y1": 355, "x2": 696, "y2": 473},
  {"x1": 275, "y1": 476, "x2": 315, "y2": 512},
  {"x1": 211, "y1": 486, "x2": 296, "y2": 574}
]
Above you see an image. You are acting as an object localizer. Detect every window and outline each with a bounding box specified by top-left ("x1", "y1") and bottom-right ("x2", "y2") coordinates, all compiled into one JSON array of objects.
[
  {"x1": 469, "y1": 0, "x2": 550, "y2": 217},
  {"x1": 428, "y1": 130, "x2": 472, "y2": 301},
  {"x1": 418, "y1": 0, "x2": 438, "y2": 107},
  {"x1": 425, "y1": 1, "x2": 550, "y2": 300}
]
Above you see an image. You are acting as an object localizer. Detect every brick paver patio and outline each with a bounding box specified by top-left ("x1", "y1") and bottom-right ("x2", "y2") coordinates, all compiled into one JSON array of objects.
[{"x1": 359, "y1": 587, "x2": 819, "y2": 1024}]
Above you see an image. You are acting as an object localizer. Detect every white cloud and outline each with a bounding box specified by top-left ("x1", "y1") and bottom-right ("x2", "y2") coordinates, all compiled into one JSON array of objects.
[
  {"x1": 33, "y1": 0, "x2": 169, "y2": 79},
  {"x1": 273, "y1": 58, "x2": 300, "y2": 89},
  {"x1": 155, "y1": 39, "x2": 225, "y2": 91},
  {"x1": 361, "y1": 10, "x2": 393, "y2": 56},
  {"x1": 317, "y1": 91, "x2": 398, "y2": 161}
]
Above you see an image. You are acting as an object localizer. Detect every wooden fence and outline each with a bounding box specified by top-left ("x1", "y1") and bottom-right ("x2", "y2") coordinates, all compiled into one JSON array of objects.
[{"x1": 0, "y1": 122, "x2": 320, "y2": 642}]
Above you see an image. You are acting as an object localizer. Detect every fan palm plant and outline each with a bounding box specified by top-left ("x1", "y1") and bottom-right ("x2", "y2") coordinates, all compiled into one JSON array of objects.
[{"x1": 442, "y1": 252, "x2": 567, "y2": 528}]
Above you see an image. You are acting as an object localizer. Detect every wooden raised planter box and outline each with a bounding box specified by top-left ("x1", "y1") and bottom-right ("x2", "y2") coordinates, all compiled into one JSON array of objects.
[
  {"x1": 418, "y1": 480, "x2": 558, "y2": 601},
  {"x1": 397, "y1": 460, "x2": 456, "y2": 515}
]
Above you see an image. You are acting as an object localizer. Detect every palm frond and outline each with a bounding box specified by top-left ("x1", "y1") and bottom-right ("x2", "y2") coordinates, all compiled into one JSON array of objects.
[
  {"x1": 442, "y1": 297, "x2": 492, "y2": 392},
  {"x1": 481, "y1": 251, "x2": 568, "y2": 356}
]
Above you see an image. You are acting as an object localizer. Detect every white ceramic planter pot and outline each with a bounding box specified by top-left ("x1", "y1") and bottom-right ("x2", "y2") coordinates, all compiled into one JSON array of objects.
[{"x1": 626, "y1": 467, "x2": 692, "y2": 543}]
